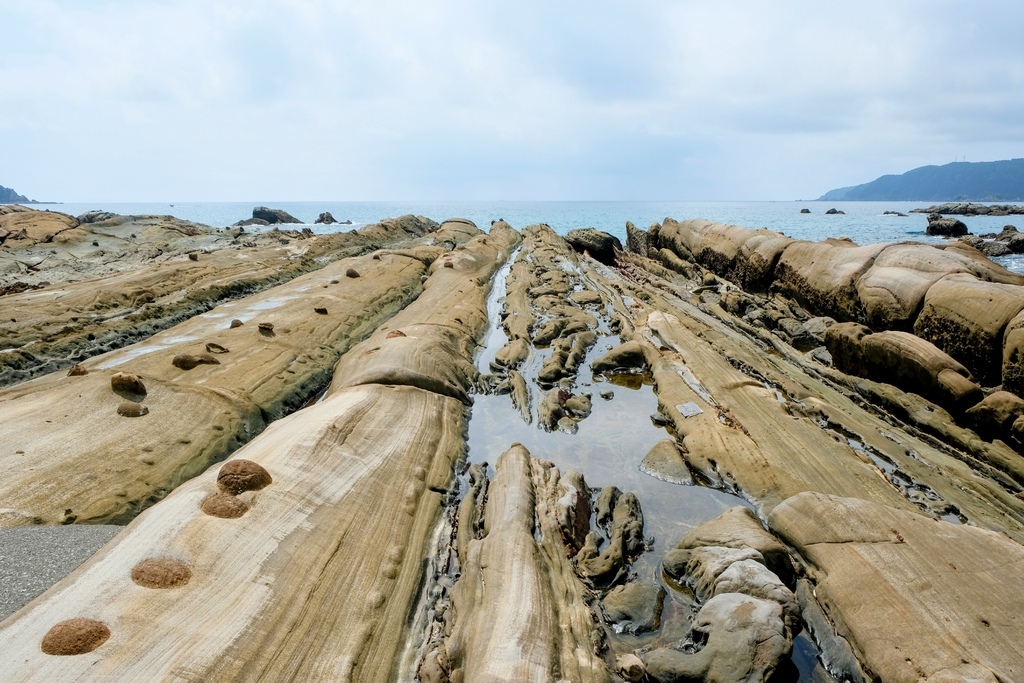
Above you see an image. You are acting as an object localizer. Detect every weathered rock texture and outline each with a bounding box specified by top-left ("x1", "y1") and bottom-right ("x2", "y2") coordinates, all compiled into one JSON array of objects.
[
  {"x1": 440, "y1": 445, "x2": 612, "y2": 682},
  {"x1": 0, "y1": 221, "x2": 480, "y2": 526},
  {"x1": 770, "y1": 492, "x2": 1024, "y2": 683},
  {"x1": 0, "y1": 222, "x2": 519, "y2": 681},
  {"x1": 0, "y1": 210, "x2": 444, "y2": 387}
]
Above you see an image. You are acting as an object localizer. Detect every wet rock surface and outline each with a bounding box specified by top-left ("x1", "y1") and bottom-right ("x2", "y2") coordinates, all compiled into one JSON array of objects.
[{"x1": 3, "y1": 214, "x2": 1024, "y2": 682}]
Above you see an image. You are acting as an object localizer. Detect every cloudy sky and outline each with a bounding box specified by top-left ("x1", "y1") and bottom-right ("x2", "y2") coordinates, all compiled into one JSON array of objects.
[{"x1": 2, "y1": 0, "x2": 1023, "y2": 202}]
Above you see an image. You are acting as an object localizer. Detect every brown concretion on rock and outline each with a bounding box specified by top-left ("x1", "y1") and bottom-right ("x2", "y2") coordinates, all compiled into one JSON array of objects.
[
  {"x1": 111, "y1": 372, "x2": 146, "y2": 395},
  {"x1": 40, "y1": 618, "x2": 111, "y2": 655},
  {"x1": 229, "y1": 319, "x2": 243, "y2": 328},
  {"x1": 131, "y1": 558, "x2": 192, "y2": 588},
  {"x1": 201, "y1": 492, "x2": 249, "y2": 518},
  {"x1": 116, "y1": 401, "x2": 148, "y2": 417},
  {"x1": 66, "y1": 364, "x2": 88, "y2": 377},
  {"x1": 216, "y1": 459, "x2": 272, "y2": 494},
  {"x1": 171, "y1": 353, "x2": 221, "y2": 370}
]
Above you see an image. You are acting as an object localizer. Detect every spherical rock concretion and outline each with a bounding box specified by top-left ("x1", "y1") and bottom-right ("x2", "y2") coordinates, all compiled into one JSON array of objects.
[
  {"x1": 217, "y1": 459, "x2": 272, "y2": 495},
  {"x1": 131, "y1": 558, "x2": 192, "y2": 588},
  {"x1": 67, "y1": 364, "x2": 88, "y2": 376},
  {"x1": 117, "y1": 401, "x2": 149, "y2": 417},
  {"x1": 111, "y1": 372, "x2": 146, "y2": 395},
  {"x1": 40, "y1": 618, "x2": 111, "y2": 655},
  {"x1": 201, "y1": 492, "x2": 250, "y2": 518},
  {"x1": 229, "y1": 319, "x2": 244, "y2": 328},
  {"x1": 345, "y1": 268, "x2": 360, "y2": 278}
]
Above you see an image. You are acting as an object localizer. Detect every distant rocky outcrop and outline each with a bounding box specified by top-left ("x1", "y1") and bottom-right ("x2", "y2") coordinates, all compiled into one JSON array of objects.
[
  {"x1": 0, "y1": 184, "x2": 32, "y2": 203},
  {"x1": 912, "y1": 202, "x2": 1024, "y2": 216},
  {"x1": 819, "y1": 158, "x2": 1024, "y2": 201},
  {"x1": 314, "y1": 212, "x2": 336, "y2": 225},
  {"x1": 234, "y1": 206, "x2": 302, "y2": 227}
]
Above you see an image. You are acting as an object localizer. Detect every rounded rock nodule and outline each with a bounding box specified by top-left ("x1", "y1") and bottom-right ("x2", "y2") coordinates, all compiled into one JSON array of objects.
[
  {"x1": 117, "y1": 401, "x2": 149, "y2": 417},
  {"x1": 40, "y1": 618, "x2": 111, "y2": 656},
  {"x1": 217, "y1": 459, "x2": 272, "y2": 495},
  {"x1": 111, "y1": 372, "x2": 146, "y2": 395},
  {"x1": 67, "y1": 364, "x2": 88, "y2": 377},
  {"x1": 131, "y1": 558, "x2": 192, "y2": 589},
  {"x1": 229, "y1": 319, "x2": 244, "y2": 328},
  {"x1": 201, "y1": 492, "x2": 250, "y2": 518}
]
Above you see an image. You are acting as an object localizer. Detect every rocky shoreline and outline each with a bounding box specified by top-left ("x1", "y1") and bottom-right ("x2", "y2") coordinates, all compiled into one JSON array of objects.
[{"x1": 1, "y1": 206, "x2": 1023, "y2": 681}]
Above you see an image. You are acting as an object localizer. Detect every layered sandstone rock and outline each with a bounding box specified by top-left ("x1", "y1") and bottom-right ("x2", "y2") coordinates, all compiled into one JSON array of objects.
[
  {"x1": 0, "y1": 221, "x2": 518, "y2": 682},
  {"x1": 0, "y1": 221, "x2": 482, "y2": 527},
  {"x1": 769, "y1": 492, "x2": 1024, "y2": 683}
]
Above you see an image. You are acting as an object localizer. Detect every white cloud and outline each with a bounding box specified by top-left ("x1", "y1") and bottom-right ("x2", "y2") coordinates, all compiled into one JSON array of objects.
[{"x1": 1, "y1": 0, "x2": 1023, "y2": 200}]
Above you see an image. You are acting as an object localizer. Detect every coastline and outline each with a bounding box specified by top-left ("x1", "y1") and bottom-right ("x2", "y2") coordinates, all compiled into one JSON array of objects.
[{"x1": 2, "y1": 206, "x2": 1023, "y2": 681}]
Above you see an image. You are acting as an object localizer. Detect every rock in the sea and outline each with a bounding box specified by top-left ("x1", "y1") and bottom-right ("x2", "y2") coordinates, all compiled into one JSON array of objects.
[
  {"x1": 216, "y1": 459, "x2": 272, "y2": 495},
  {"x1": 110, "y1": 372, "x2": 146, "y2": 396},
  {"x1": 926, "y1": 213, "x2": 968, "y2": 237},
  {"x1": 565, "y1": 228, "x2": 622, "y2": 265},
  {"x1": 825, "y1": 208, "x2": 845, "y2": 215},
  {"x1": 251, "y1": 206, "x2": 301, "y2": 225},
  {"x1": 314, "y1": 212, "x2": 337, "y2": 225},
  {"x1": 40, "y1": 618, "x2": 111, "y2": 655},
  {"x1": 602, "y1": 582, "x2": 665, "y2": 634},
  {"x1": 800, "y1": 208, "x2": 811, "y2": 214}
]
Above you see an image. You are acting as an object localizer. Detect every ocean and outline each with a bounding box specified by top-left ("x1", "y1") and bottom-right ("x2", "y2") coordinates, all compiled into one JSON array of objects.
[{"x1": 32, "y1": 199, "x2": 1024, "y2": 273}]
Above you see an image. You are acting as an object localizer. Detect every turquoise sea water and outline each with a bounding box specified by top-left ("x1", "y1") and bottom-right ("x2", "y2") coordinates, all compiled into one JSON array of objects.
[{"x1": 32, "y1": 199, "x2": 1024, "y2": 273}]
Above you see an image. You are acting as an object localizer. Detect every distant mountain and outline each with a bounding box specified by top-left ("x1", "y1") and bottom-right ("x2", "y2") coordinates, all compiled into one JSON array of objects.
[
  {"x1": 0, "y1": 184, "x2": 32, "y2": 203},
  {"x1": 818, "y1": 159, "x2": 1024, "y2": 201}
]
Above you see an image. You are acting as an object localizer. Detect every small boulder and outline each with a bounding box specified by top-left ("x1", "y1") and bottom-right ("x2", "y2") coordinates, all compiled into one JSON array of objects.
[
  {"x1": 926, "y1": 213, "x2": 969, "y2": 237},
  {"x1": 565, "y1": 228, "x2": 622, "y2": 265},
  {"x1": 315, "y1": 211, "x2": 337, "y2": 225},
  {"x1": 591, "y1": 340, "x2": 647, "y2": 374},
  {"x1": 67, "y1": 364, "x2": 88, "y2": 377},
  {"x1": 229, "y1": 319, "x2": 244, "y2": 328},
  {"x1": 603, "y1": 582, "x2": 665, "y2": 634},
  {"x1": 825, "y1": 208, "x2": 845, "y2": 215},
  {"x1": 346, "y1": 268, "x2": 360, "y2": 278}
]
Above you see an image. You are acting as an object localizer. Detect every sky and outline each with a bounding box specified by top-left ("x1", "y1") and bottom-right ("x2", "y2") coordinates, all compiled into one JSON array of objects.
[{"x1": 2, "y1": 0, "x2": 1024, "y2": 202}]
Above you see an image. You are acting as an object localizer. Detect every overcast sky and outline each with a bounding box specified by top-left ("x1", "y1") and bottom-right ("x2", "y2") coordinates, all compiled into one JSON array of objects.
[{"x1": 2, "y1": 0, "x2": 1023, "y2": 202}]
